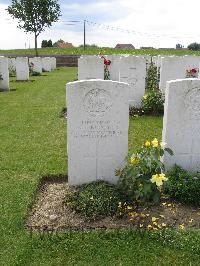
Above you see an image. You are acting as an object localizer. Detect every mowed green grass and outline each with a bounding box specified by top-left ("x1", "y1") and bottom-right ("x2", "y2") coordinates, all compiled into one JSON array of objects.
[
  {"x1": 1, "y1": 67, "x2": 200, "y2": 265},
  {"x1": 1, "y1": 47, "x2": 200, "y2": 56}
]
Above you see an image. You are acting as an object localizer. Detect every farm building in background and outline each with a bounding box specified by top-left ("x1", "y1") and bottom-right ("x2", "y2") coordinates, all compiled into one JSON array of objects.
[{"x1": 115, "y1": 44, "x2": 135, "y2": 49}]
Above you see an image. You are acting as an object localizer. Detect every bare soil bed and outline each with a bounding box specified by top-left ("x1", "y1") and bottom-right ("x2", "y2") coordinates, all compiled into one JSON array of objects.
[{"x1": 26, "y1": 179, "x2": 200, "y2": 231}]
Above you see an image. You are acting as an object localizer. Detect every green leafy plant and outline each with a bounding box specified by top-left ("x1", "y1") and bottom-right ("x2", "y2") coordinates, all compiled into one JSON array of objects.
[
  {"x1": 116, "y1": 139, "x2": 173, "y2": 204},
  {"x1": 31, "y1": 71, "x2": 41, "y2": 76},
  {"x1": 146, "y1": 61, "x2": 159, "y2": 91},
  {"x1": 142, "y1": 90, "x2": 164, "y2": 115},
  {"x1": 65, "y1": 181, "x2": 122, "y2": 221},
  {"x1": 129, "y1": 106, "x2": 144, "y2": 117},
  {"x1": 165, "y1": 165, "x2": 200, "y2": 206}
]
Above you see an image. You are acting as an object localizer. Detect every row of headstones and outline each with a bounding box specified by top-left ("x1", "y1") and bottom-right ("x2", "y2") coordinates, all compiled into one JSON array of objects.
[
  {"x1": 78, "y1": 55, "x2": 148, "y2": 108},
  {"x1": 0, "y1": 56, "x2": 56, "y2": 91},
  {"x1": 78, "y1": 55, "x2": 200, "y2": 102},
  {"x1": 67, "y1": 78, "x2": 200, "y2": 185},
  {"x1": 152, "y1": 55, "x2": 200, "y2": 93}
]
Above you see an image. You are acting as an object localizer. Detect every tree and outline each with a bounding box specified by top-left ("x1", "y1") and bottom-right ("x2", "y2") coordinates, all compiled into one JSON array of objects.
[
  {"x1": 188, "y1": 42, "x2": 200, "y2": 51},
  {"x1": 7, "y1": 0, "x2": 61, "y2": 56},
  {"x1": 47, "y1": 39, "x2": 53, "y2": 47},
  {"x1": 41, "y1": 40, "x2": 48, "y2": 48},
  {"x1": 176, "y1": 43, "x2": 183, "y2": 49},
  {"x1": 41, "y1": 39, "x2": 53, "y2": 48}
]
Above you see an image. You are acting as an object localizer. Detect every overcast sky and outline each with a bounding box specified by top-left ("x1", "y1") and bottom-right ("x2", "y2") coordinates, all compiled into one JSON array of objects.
[{"x1": 1, "y1": 0, "x2": 200, "y2": 50}]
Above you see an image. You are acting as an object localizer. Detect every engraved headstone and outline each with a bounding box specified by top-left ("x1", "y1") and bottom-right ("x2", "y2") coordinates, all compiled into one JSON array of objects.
[
  {"x1": 0, "y1": 56, "x2": 9, "y2": 91},
  {"x1": 42, "y1": 57, "x2": 52, "y2": 72},
  {"x1": 16, "y1": 57, "x2": 29, "y2": 81},
  {"x1": 163, "y1": 79, "x2": 200, "y2": 171},
  {"x1": 78, "y1": 56, "x2": 104, "y2": 80},
  {"x1": 119, "y1": 55, "x2": 146, "y2": 108},
  {"x1": 67, "y1": 80, "x2": 129, "y2": 185},
  {"x1": 29, "y1": 57, "x2": 42, "y2": 74}
]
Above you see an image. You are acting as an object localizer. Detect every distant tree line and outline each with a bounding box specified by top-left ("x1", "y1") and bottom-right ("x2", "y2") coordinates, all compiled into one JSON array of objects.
[
  {"x1": 188, "y1": 42, "x2": 200, "y2": 51},
  {"x1": 41, "y1": 40, "x2": 100, "y2": 48}
]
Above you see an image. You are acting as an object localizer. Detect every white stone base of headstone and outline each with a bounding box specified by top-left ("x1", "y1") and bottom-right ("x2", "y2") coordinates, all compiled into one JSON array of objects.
[
  {"x1": 0, "y1": 56, "x2": 9, "y2": 91},
  {"x1": 16, "y1": 57, "x2": 29, "y2": 81},
  {"x1": 67, "y1": 79, "x2": 130, "y2": 186},
  {"x1": 163, "y1": 78, "x2": 200, "y2": 171}
]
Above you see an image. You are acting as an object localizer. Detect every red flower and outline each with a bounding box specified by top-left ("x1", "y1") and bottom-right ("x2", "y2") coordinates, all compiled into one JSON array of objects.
[
  {"x1": 191, "y1": 68, "x2": 197, "y2": 73},
  {"x1": 101, "y1": 56, "x2": 111, "y2": 65},
  {"x1": 104, "y1": 59, "x2": 111, "y2": 65}
]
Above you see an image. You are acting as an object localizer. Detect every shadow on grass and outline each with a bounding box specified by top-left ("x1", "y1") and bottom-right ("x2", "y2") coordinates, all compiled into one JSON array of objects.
[
  {"x1": 0, "y1": 88, "x2": 17, "y2": 92},
  {"x1": 15, "y1": 80, "x2": 35, "y2": 83}
]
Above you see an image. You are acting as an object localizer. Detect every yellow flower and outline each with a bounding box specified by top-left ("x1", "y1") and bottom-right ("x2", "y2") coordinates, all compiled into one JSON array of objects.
[
  {"x1": 147, "y1": 224, "x2": 153, "y2": 230},
  {"x1": 179, "y1": 224, "x2": 185, "y2": 230},
  {"x1": 152, "y1": 217, "x2": 157, "y2": 222},
  {"x1": 130, "y1": 156, "x2": 140, "y2": 165},
  {"x1": 151, "y1": 138, "x2": 159, "y2": 148},
  {"x1": 162, "y1": 223, "x2": 167, "y2": 227},
  {"x1": 144, "y1": 140, "x2": 151, "y2": 147},
  {"x1": 143, "y1": 95, "x2": 148, "y2": 100},
  {"x1": 150, "y1": 173, "x2": 168, "y2": 187},
  {"x1": 90, "y1": 196, "x2": 94, "y2": 200}
]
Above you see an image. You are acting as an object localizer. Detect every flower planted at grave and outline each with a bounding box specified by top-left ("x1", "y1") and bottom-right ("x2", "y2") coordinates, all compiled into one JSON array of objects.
[
  {"x1": 186, "y1": 68, "x2": 199, "y2": 78},
  {"x1": 29, "y1": 62, "x2": 41, "y2": 76},
  {"x1": 101, "y1": 56, "x2": 111, "y2": 80},
  {"x1": 116, "y1": 139, "x2": 173, "y2": 204}
]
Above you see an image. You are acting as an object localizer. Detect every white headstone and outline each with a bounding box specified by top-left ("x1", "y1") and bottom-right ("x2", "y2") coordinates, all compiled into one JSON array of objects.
[
  {"x1": 119, "y1": 56, "x2": 146, "y2": 108},
  {"x1": 159, "y1": 56, "x2": 186, "y2": 93},
  {"x1": 0, "y1": 57, "x2": 9, "y2": 91},
  {"x1": 42, "y1": 57, "x2": 52, "y2": 72},
  {"x1": 16, "y1": 57, "x2": 29, "y2": 81},
  {"x1": 51, "y1": 57, "x2": 57, "y2": 70},
  {"x1": 163, "y1": 79, "x2": 200, "y2": 171},
  {"x1": 184, "y1": 55, "x2": 200, "y2": 69},
  {"x1": 78, "y1": 56, "x2": 104, "y2": 80},
  {"x1": 67, "y1": 79, "x2": 130, "y2": 185},
  {"x1": 29, "y1": 57, "x2": 42, "y2": 74},
  {"x1": 8, "y1": 58, "x2": 16, "y2": 73}
]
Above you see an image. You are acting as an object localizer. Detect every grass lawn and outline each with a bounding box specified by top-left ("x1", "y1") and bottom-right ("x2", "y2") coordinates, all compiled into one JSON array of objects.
[
  {"x1": 1, "y1": 67, "x2": 200, "y2": 265},
  {"x1": 1, "y1": 47, "x2": 200, "y2": 57}
]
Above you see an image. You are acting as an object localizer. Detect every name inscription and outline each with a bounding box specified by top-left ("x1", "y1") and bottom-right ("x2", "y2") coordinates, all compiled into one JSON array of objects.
[{"x1": 71, "y1": 120, "x2": 122, "y2": 139}]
